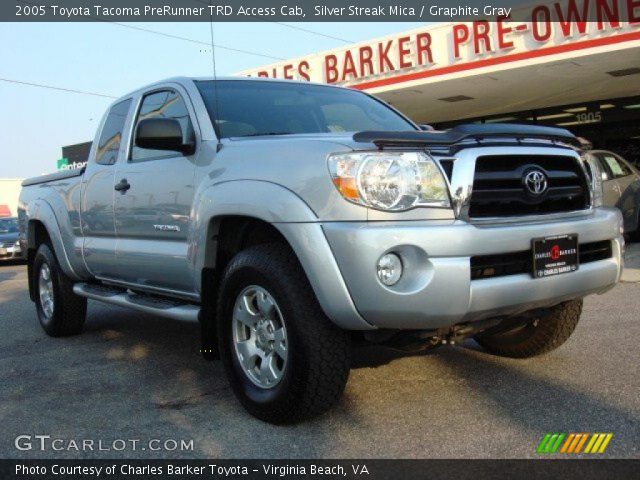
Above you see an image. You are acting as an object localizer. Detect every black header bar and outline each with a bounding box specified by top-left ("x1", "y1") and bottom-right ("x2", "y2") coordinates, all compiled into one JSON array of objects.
[{"x1": 5, "y1": 0, "x2": 637, "y2": 22}]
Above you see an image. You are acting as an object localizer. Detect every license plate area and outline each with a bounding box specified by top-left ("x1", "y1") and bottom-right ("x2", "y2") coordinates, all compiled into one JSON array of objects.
[{"x1": 532, "y1": 234, "x2": 579, "y2": 278}]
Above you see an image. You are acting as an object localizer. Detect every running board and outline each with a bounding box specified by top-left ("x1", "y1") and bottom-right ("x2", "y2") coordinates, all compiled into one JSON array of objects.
[{"x1": 73, "y1": 283, "x2": 200, "y2": 323}]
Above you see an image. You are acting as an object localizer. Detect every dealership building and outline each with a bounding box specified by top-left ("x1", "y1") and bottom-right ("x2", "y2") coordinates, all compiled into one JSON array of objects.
[
  {"x1": 239, "y1": 0, "x2": 640, "y2": 164},
  {"x1": 0, "y1": 179, "x2": 23, "y2": 217}
]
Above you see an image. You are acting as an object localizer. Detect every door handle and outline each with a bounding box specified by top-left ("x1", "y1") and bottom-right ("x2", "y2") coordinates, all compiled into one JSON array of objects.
[{"x1": 114, "y1": 179, "x2": 131, "y2": 192}]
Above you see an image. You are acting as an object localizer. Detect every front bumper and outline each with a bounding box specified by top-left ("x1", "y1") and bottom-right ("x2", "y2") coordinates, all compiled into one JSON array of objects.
[{"x1": 320, "y1": 208, "x2": 623, "y2": 330}]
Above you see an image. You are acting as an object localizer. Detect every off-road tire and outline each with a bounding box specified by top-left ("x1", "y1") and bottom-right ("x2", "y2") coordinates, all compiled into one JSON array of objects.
[
  {"x1": 474, "y1": 300, "x2": 583, "y2": 358},
  {"x1": 217, "y1": 243, "x2": 351, "y2": 424},
  {"x1": 33, "y1": 243, "x2": 87, "y2": 336}
]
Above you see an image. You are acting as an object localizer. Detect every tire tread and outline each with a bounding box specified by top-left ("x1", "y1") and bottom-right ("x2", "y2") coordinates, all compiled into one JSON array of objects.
[
  {"x1": 34, "y1": 243, "x2": 86, "y2": 337},
  {"x1": 217, "y1": 243, "x2": 350, "y2": 424}
]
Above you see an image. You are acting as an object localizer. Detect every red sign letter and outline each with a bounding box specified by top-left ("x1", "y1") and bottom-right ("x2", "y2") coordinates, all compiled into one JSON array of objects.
[
  {"x1": 324, "y1": 55, "x2": 339, "y2": 83},
  {"x1": 532, "y1": 6, "x2": 552, "y2": 42},
  {"x1": 397, "y1": 36, "x2": 412, "y2": 68},
  {"x1": 378, "y1": 40, "x2": 395, "y2": 72},
  {"x1": 497, "y1": 16, "x2": 514, "y2": 50},
  {"x1": 473, "y1": 21, "x2": 492, "y2": 54},
  {"x1": 555, "y1": 0, "x2": 590, "y2": 36},
  {"x1": 416, "y1": 32, "x2": 433, "y2": 65},
  {"x1": 298, "y1": 61, "x2": 310, "y2": 81},
  {"x1": 359, "y1": 46, "x2": 374, "y2": 77},
  {"x1": 452, "y1": 24, "x2": 470, "y2": 59},
  {"x1": 596, "y1": 0, "x2": 620, "y2": 29}
]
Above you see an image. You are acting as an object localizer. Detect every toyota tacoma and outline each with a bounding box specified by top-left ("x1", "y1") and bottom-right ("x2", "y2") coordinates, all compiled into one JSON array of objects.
[{"x1": 18, "y1": 77, "x2": 624, "y2": 423}]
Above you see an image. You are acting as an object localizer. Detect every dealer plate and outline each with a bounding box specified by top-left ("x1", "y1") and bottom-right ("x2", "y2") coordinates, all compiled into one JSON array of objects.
[{"x1": 532, "y1": 234, "x2": 578, "y2": 278}]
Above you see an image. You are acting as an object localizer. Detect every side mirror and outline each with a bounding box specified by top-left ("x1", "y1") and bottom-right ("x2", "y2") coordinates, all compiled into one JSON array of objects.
[
  {"x1": 419, "y1": 124, "x2": 435, "y2": 131},
  {"x1": 601, "y1": 171, "x2": 609, "y2": 181},
  {"x1": 135, "y1": 118, "x2": 195, "y2": 155}
]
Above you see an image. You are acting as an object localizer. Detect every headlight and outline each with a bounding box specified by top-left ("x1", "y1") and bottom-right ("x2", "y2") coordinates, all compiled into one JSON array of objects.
[
  {"x1": 584, "y1": 155, "x2": 604, "y2": 207},
  {"x1": 328, "y1": 151, "x2": 450, "y2": 211}
]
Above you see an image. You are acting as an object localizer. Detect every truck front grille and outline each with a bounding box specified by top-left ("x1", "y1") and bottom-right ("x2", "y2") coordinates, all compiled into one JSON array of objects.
[
  {"x1": 468, "y1": 155, "x2": 590, "y2": 218},
  {"x1": 470, "y1": 240, "x2": 612, "y2": 280}
]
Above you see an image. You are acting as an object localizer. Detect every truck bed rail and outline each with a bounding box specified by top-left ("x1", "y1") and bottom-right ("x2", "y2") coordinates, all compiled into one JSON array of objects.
[{"x1": 22, "y1": 167, "x2": 85, "y2": 187}]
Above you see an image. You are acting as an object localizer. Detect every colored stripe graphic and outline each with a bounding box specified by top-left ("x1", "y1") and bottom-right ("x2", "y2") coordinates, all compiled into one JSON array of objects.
[
  {"x1": 538, "y1": 433, "x2": 612, "y2": 454},
  {"x1": 560, "y1": 434, "x2": 575, "y2": 453},
  {"x1": 536, "y1": 433, "x2": 565, "y2": 453},
  {"x1": 574, "y1": 434, "x2": 589, "y2": 453},
  {"x1": 562, "y1": 433, "x2": 584, "y2": 453},
  {"x1": 536, "y1": 434, "x2": 552, "y2": 453},
  {"x1": 585, "y1": 433, "x2": 613, "y2": 454}
]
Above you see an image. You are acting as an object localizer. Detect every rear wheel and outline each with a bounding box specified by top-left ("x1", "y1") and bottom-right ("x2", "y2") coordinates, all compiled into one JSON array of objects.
[
  {"x1": 474, "y1": 300, "x2": 582, "y2": 358},
  {"x1": 33, "y1": 243, "x2": 86, "y2": 336},
  {"x1": 217, "y1": 243, "x2": 351, "y2": 424}
]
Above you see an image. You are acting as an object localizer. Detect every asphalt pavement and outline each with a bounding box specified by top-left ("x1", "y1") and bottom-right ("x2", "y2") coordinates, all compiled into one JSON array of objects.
[{"x1": 0, "y1": 246, "x2": 638, "y2": 459}]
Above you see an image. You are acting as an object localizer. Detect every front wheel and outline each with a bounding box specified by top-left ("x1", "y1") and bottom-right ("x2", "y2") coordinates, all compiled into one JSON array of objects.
[
  {"x1": 217, "y1": 243, "x2": 351, "y2": 424},
  {"x1": 33, "y1": 243, "x2": 87, "y2": 336},
  {"x1": 474, "y1": 300, "x2": 583, "y2": 358}
]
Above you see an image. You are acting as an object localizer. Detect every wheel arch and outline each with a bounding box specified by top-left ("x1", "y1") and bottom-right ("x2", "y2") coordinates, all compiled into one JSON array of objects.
[
  {"x1": 192, "y1": 180, "x2": 372, "y2": 338},
  {"x1": 192, "y1": 180, "x2": 318, "y2": 284},
  {"x1": 25, "y1": 199, "x2": 82, "y2": 301}
]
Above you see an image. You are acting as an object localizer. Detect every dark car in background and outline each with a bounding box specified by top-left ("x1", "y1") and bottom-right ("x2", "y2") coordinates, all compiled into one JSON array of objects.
[
  {"x1": 0, "y1": 217, "x2": 24, "y2": 261},
  {"x1": 585, "y1": 150, "x2": 640, "y2": 239}
]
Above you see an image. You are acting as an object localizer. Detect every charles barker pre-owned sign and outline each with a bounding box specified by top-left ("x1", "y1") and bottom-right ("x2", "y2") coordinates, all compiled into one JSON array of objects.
[{"x1": 238, "y1": 0, "x2": 640, "y2": 89}]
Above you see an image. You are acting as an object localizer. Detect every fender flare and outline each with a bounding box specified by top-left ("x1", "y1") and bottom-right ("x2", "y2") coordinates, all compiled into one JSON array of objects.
[
  {"x1": 191, "y1": 180, "x2": 318, "y2": 276},
  {"x1": 190, "y1": 180, "x2": 373, "y2": 330},
  {"x1": 26, "y1": 199, "x2": 81, "y2": 281}
]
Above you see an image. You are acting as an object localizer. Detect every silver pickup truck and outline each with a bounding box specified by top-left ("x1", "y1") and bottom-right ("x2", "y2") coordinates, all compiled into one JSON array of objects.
[{"x1": 18, "y1": 77, "x2": 624, "y2": 424}]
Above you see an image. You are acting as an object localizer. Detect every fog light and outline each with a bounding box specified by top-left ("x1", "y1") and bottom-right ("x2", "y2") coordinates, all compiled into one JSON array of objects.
[{"x1": 377, "y1": 253, "x2": 403, "y2": 286}]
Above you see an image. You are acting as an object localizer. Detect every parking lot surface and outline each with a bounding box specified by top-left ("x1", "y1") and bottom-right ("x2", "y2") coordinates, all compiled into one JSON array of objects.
[{"x1": 0, "y1": 250, "x2": 638, "y2": 459}]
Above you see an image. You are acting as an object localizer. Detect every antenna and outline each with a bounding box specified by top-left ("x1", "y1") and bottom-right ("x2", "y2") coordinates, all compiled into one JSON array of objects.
[{"x1": 208, "y1": 1, "x2": 222, "y2": 147}]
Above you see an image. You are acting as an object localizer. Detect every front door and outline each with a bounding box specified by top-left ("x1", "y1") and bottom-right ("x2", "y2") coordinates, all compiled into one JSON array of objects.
[{"x1": 112, "y1": 88, "x2": 199, "y2": 294}]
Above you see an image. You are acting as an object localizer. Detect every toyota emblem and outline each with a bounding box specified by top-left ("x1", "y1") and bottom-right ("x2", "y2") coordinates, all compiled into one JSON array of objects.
[{"x1": 524, "y1": 170, "x2": 548, "y2": 195}]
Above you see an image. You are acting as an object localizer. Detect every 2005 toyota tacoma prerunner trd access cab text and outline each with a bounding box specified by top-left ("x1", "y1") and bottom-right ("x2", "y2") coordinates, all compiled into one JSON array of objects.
[{"x1": 18, "y1": 77, "x2": 624, "y2": 424}]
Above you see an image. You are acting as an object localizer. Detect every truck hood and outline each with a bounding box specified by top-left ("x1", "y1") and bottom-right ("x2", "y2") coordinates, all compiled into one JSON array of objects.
[
  {"x1": 223, "y1": 123, "x2": 580, "y2": 151},
  {"x1": 212, "y1": 133, "x2": 453, "y2": 222}
]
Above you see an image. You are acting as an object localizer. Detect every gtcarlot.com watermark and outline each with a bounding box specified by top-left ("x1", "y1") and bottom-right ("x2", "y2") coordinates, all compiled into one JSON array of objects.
[{"x1": 15, "y1": 435, "x2": 194, "y2": 452}]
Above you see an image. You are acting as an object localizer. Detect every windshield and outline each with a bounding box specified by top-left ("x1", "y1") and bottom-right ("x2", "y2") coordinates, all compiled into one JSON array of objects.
[
  {"x1": 0, "y1": 218, "x2": 18, "y2": 233},
  {"x1": 196, "y1": 80, "x2": 415, "y2": 138}
]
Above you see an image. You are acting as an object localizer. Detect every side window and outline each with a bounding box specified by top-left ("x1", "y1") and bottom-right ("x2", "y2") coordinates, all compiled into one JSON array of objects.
[
  {"x1": 613, "y1": 154, "x2": 632, "y2": 177},
  {"x1": 131, "y1": 90, "x2": 193, "y2": 161},
  {"x1": 602, "y1": 154, "x2": 631, "y2": 178},
  {"x1": 596, "y1": 155, "x2": 613, "y2": 181},
  {"x1": 95, "y1": 99, "x2": 132, "y2": 165}
]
